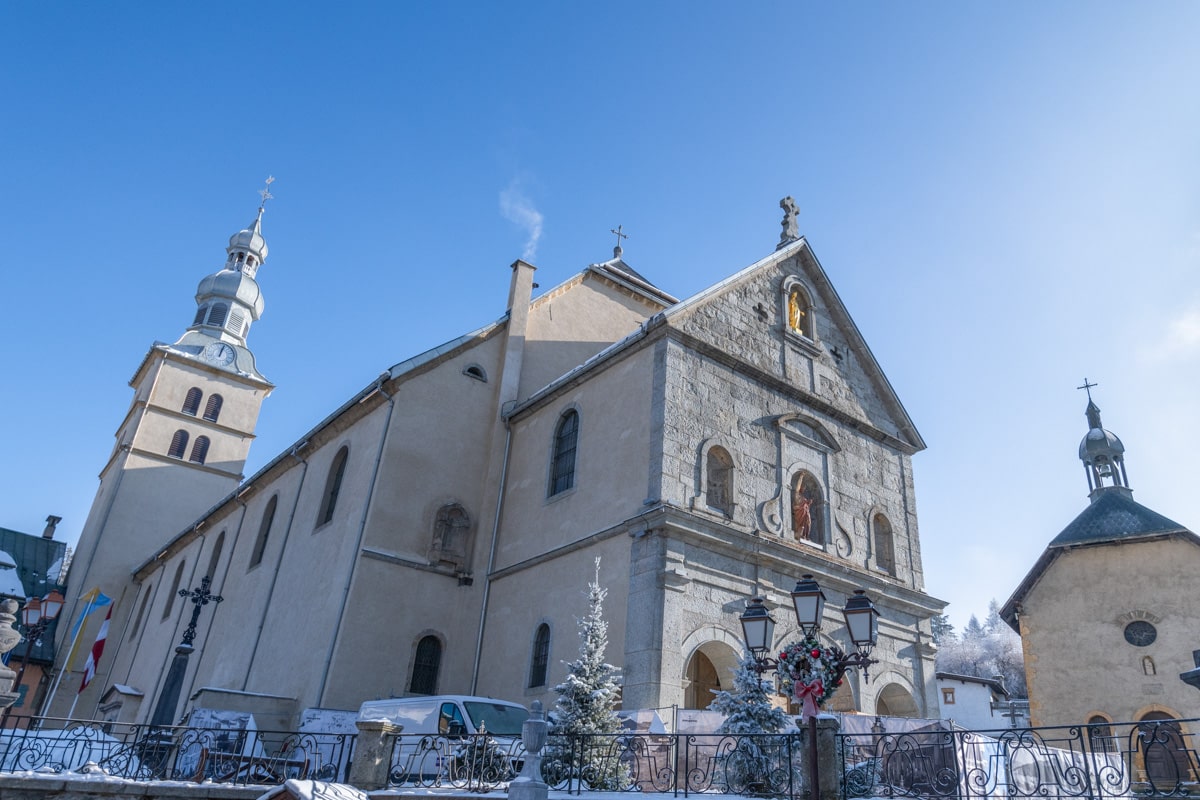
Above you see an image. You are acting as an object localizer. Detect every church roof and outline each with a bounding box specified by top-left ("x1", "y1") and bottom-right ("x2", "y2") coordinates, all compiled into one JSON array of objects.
[{"x1": 1048, "y1": 488, "x2": 1187, "y2": 548}]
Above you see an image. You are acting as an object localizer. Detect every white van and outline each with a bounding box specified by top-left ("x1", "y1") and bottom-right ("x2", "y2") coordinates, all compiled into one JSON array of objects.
[
  {"x1": 356, "y1": 695, "x2": 529, "y2": 738},
  {"x1": 357, "y1": 695, "x2": 530, "y2": 783}
]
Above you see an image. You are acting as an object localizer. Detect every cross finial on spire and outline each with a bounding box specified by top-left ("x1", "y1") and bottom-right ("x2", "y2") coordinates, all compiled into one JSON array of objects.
[
  {"x1": 610, "y1": 225, "x2": 629, "y2": 258},
  {"x1": 1077, "y1": 377, "x2": 1098, "y2": 402},
  {"x1": 257, "y1": 176, "x2": 275, "y2": 214}
]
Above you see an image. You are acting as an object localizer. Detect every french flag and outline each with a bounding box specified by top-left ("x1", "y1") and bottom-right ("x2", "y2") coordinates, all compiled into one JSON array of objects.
[{"x1": 79, "y1": 606, "x2": 112, "y2": 693}]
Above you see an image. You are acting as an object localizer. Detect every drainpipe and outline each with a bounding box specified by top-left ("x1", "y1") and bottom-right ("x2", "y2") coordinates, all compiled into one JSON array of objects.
[
  {"x1": 241, "y1": 443, "x2": 310, "y2": 689},
  {"x1": 471, "y1": 412, "x2": 513, "y2": 693},
  {"x1": 316, "y1": 376, "x2": 396, "y2": 706}
]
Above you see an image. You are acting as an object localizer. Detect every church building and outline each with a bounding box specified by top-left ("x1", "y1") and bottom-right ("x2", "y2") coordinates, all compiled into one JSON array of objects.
[
  {"x1": 1001, "y1": 395, "x2": 1200, "y2": 727},
  {"x1": 50, "y1": 194, "x2": 946, "y2": 728}
]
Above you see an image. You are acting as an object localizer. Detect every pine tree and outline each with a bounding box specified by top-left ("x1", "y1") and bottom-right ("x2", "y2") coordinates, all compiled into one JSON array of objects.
[
  {"x1": 546, "y1": 557, "x2": 628, "y2": 790},
  {"x1": 709, "y1": 651, "x2": 789, "y2": 735}
]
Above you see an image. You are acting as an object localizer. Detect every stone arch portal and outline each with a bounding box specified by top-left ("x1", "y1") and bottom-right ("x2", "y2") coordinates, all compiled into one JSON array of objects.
[
  {"x1": 875, "y1": 683, "x2": 919, "y2": 718},
  {"x1": 683, "y1": 639, "x2": 741, "y2": 710}
]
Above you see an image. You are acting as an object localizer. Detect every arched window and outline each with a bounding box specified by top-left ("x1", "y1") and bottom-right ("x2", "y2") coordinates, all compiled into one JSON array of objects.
[
  {"x1": 548, "y1": 410, "x2": 579, "y2": 496},
  {"x1": 463, "y1": 364, "x2": 488, "y2": 382},
  {"x1": 705, "y1": 446, "x2": 734, "y2": 514},
  {"x1": 1087, "y1": 715, "x2": 1115, "y2": 753},
  {"x1": 207, "y1": 304, "x2": 228, "y2": 327},
  {"x1": 787, "y1": 284, "x2": 813, "y2": 338},
  {"x1": 203, "y1": 394, "x2": 223, "y2": 422},
  {"x1": 791, "y1": 472, "x2": 825, "y2": 545},
  {"x1": 250, "y1": 495, "x2": 278, "y2": 569},
  {"x1": 168, "y1": 430, "x2": 190, "y2": 459},
  {"x1": 206, "y1": 532, "x2": 225, "y2": 580},
  {"x1": 189, "y1": 435, "x2": 211, "y2": 464},
  {"x1": 873, "y1": 513, "x2": 896, "y2": 575},
  {"x1": 129, "y1": 583, "x2": 152, "y2": 640},
  {"x1": 430, "y1": 504, "x2": 471, "y2": 570},
  {"x1": 182, "y1": 388, "x2": 203, "y2": 416},
  {"x1": 193, "y1": 306, "x2": 207, "y2": 326},
  {"x1": 409, "y1": 635, "x2": 442, "y2": 695},
  {"x1": 318, "y1": 446, "x2": 350, "y2": 527},
  {"x1": 529, "y1": 623, "x2": 551, "y2": 688},
  {"x1": 163, "y1": 561, "x2": 185, "y2": 619}
]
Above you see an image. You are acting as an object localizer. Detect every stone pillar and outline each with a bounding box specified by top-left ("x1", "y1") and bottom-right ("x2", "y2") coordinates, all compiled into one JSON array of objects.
[
  {"x1": 348, "y1": 719, "x2": 401, "y2": 790},
  {"x1": 509, "y1": 700, "x2": 548, "y2": 800},
  {"x1": 799, "y1": 715, "x2": 841, "y2": 800},
  {"x1": 0, "y1": 599, "x2": 22, "y2": 710}
]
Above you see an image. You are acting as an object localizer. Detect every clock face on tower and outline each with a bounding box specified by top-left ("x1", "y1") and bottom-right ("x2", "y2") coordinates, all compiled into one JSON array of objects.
[{"x1": 203, "y1": 342, "x2": 236, "y2": 366}]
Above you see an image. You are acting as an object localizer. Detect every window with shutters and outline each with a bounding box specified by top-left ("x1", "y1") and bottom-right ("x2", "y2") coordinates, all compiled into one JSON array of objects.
[
  {"x1": 203, "y1": 394, "x2": 223, "y2": 423},
  {"x1": 182, "y1": 388, "x2": 202, "y2": 416},
  {"x1": 168, "y1": 430, "x2": 189, "y2": 459},
  {"x1": 189, "y1": 436, "x2": 210, "y2": 464}
]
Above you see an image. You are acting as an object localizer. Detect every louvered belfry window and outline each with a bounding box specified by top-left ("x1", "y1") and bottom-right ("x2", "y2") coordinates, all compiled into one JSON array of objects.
[
  {"x1": 182, "y1": 387, "x2": 202, "y2": 416},
  {"x1": 203, "y1": 394, "x2": 223, "y2": 423},
  {"x1": 549, "y1": 410, "x2": 579, "y2": 496},
  {"x1": 168, "y1": 430, "x2": 189, "y2": 459},
  {"x1": 207, "y1": 304, "x2": 228, "y2": 327},
  {"x1": 229, "y1": 310, "x2": 245, "y2": 336},
  {"x1": 189, "y1": 435, "x2": 211, "y2": 464}
]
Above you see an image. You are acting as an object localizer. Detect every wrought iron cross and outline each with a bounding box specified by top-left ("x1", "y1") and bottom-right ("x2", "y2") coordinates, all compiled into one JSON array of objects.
[
  {"x1": 178, "y1": 575, "x2": 223, "y2": 647},
  {"x1": 1077, "y1": 377, "x2": 1098, "y2": 401},
  {"x1": 610, "y1": 225, "x2": 629, "y2": 249}
]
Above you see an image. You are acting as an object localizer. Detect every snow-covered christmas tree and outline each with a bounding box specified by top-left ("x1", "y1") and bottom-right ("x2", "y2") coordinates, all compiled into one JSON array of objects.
[
  {"x1": 709, "y1": 650, "x2": 790, "y2": 735},
  {"x1": 709, "y1": 651, "x2": 793, "y2": 795},
  {"x1": 545, "y1": 557, "x2": 628, "y2": 790}
]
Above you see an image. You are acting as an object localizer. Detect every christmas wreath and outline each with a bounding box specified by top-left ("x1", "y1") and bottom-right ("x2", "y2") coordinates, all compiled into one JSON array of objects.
[{"x1": 775, "y1": 637, "x2": 844, "y2": 719}]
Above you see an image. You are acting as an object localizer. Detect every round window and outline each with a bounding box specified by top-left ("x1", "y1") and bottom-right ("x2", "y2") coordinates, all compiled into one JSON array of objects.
[{"x1": 1123, "y1": 620, "x2": 1157, "y2": 647}]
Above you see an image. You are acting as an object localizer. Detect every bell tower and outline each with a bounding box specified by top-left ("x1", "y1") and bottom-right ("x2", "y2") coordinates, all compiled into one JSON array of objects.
[
  {"x1": 1077, "y1": 381, "x2": 1131, "y2": 499},
  {"x1": 50, "y1": 183, "x2": 278, "y2": 713}
]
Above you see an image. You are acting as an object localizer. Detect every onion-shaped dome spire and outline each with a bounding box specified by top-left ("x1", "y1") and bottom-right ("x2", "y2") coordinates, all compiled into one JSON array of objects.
[
  {"x1": 187, "y1": 178, "x2": 275, "y2": 347},
  {"x1": 1077, "y1": 383, "x2": 1129, "y2": 498}
]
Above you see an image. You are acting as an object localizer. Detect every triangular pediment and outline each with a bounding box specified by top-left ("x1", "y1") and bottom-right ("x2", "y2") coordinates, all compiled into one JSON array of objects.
[{"x1": 663, "y1": 238, "x2": 923, "y2": 452}]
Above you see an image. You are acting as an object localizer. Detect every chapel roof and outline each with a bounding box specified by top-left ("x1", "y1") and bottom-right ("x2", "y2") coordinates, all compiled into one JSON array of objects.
[{"x1": 1048, "y1": 487, "x2": 1187, "y2": 548}]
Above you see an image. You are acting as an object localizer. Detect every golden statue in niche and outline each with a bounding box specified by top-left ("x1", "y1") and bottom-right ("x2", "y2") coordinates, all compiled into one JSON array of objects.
[{"x1": 788, "y1": 287, "x2": 807, "y2": 336}]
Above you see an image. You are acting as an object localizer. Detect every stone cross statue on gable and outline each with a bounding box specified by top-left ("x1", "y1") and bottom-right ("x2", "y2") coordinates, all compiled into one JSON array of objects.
[{"x1": 779, "y1": 196, "x2": 800, "y2": 248}]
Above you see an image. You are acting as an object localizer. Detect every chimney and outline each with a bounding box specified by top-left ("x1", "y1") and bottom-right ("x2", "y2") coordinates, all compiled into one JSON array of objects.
[{"x1": 43, "y1": 515, "x2": 62, "y2": 539}]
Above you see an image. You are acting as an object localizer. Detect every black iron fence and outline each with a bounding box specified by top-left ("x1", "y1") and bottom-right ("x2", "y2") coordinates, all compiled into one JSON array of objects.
[
  {"x1": 2, "y1": 715, "x2": 1197, "y2": 799},
  {"x1": 840, "y1": 718, "x2": 1200, "y2": 800},
  {"x1": 0, "y1": 716, "x2": 355, "y2": 785},
  {"x1": 384, "y1": 731, "x2": 806, "y2": 796}
]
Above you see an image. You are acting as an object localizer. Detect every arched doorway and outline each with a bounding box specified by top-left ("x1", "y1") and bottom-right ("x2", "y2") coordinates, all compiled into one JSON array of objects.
[
  {"x1": 1137, "y1": 711, "x2": 1190, "y2": 791},
  {"x1": 683, "y1": 640, "x2": 742, "y2": 710},
  {"x1": 875, "y1": 683, "x2": 919, "y2": 718}
]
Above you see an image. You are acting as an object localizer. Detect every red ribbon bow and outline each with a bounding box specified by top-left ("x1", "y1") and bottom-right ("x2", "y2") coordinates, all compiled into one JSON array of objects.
[{"x1": 794, "y1": 678, "x2": 824, "y2": 721}]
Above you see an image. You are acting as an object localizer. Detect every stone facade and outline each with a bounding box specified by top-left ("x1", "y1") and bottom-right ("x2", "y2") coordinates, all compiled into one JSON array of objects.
[{"x1": 53, "y1": 221, "x2": 945, "y2": 728}]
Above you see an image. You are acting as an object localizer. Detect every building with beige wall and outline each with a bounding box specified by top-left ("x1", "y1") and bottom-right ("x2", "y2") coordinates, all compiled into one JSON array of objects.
[
  {"x1": 48, "y1": 200, "x2": 946, "y2": 728},
  {"x1": 1001, "y1": 399, "x2": 1200, "y2": 727}
]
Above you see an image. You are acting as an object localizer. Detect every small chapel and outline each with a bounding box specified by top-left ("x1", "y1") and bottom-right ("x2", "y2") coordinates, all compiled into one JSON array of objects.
[
  {"x1": 1001, "y1": 393, "x2": 1200, "y2": 727},
  {"x1": 49, "y1": 193, "x2": 946, "y2": 728}
]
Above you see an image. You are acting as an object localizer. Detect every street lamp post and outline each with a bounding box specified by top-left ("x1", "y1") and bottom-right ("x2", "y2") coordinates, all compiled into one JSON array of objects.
[
  {"x1": 1, "y1": 590, "x2": 65, "y2": 725},
  {"x1": 737, "y1": 575, "x2": 880, "y2": 800}
]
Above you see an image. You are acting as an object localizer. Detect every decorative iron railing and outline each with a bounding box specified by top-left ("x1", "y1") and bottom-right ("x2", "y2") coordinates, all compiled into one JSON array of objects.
[
  {"x1": 4, "y1": 714, "x2": 1196, "y2": 798},
  {"x1": 0, "y1": 716, "x2": 355, "y2": 785},
  {"x1": 839, "y1": 718, "x2": 1200, "y2": 800},
  {"x1": 385, "y1": 731, "x2": 807, "y2": 796}
]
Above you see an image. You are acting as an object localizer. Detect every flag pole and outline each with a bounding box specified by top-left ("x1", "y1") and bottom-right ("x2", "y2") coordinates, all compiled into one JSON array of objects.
[{"x1": 41, "y1": 591, "x2": 98, "y2": 719}]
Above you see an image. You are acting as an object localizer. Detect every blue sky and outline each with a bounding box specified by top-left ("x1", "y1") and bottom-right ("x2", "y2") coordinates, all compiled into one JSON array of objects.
[{"x1": 3, "y1": 3, "x2": 1199, "y2": 632}]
